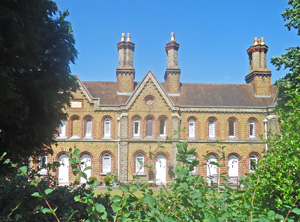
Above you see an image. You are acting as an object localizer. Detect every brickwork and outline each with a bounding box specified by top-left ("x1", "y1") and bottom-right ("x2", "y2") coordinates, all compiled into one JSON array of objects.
[{"x1": 45, "y1": 35, "x2": 277, "y2": 185}]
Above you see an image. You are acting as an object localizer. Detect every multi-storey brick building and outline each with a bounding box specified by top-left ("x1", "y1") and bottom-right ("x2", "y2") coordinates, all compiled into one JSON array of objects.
[{"x1": 42, "y1": 33, "x2": 278, "y2": 185}]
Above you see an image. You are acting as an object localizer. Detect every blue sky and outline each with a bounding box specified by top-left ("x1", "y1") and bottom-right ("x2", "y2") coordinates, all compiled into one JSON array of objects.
[{"x1": 55, "y1": 0, "x2": 299, "y2": 84}]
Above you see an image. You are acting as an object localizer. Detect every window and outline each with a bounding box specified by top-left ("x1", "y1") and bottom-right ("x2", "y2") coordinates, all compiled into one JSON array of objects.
[
  {"x1": 189, "y1": 119, "x2": 195, "y2": 138},
  {"x1": 249, "y1": 154, "x2": 258, "y2": 172},
  {"x1": 208, "y1": 120, "x2": 215, "y2": 138},
  {"x1": 159, "y1": 118, "x2": 166, "y2": 137},
  {"x1": 187, "y1": 155, "x2": 196, "y2": 173},
  {"x1": 229, "y1": 119, "x2": 235, "y2": 138},
  {"x1": 228, "y1": 155, "x2": 239, "y2": 184},
  {"x1": 136, "y1": 153, "x2": 144, "y2": 173},
  {"x1": 146, "y1": 118, "x2": 153, "y2": 137},
  {"x1": 59, "y1": 120, "x2": 66, "y2": 138},
  {"x1": 85, "y1": 119, "x2": 92, "y2": 138},
  {"x1": 38, "y1": 156, "x2": 47, "y2": 175},
  {"x1": 249, "y1": 120, "x2": 255, "y2": 138},
  {"x1": 133, "y1": 118, "x2": 140, "y2": 137},
  {"x1": 103, "y1": 154, "x2": 111, "y2": 173},
  {"x1": 207, "y1": 155, "x2": 218, "y2": 183},
  {"x1": 104, "y1": 118, "x2": 111, "y2": 138},
  {"x1": 71, "y1": 117, "x2": 80, "y2": 139}
]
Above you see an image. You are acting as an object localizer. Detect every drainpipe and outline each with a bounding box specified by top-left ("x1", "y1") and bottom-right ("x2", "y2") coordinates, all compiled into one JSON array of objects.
[
  {"x1": 263, "y1": 118, "x2": 268, "y2": 151},
  {"x1": 117, "y1": 117, "x2": 121, "y2": 180}
]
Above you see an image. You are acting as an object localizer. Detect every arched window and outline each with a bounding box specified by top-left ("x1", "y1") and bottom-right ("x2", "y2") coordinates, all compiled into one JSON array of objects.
[
  {"x1": 102, "y1": 153, "x2": 111, "y2": 173},
  {"x1": 104, "y1": 118, "x2": 111, "y2": 138},
  {"x1": 187, "y1": 155, "x2": 196, "y2": 173},
  {"x1": 59, "y1": 120, "x2": 66, "y2": 138},
  {"x1": 80, "y1": 154, "x2": 91, "y2": 183},
  {"x1": 228, "y1": 155, "x2": 239, "y2": 184},
  {"x1": 207, "y1": 155, "x2": 217, "y2": 183},
  {"x1": 146, "y1": 118, "x2": 153, "y2": 137},
  {"x1": 159, "y1": 118, "x2": 166, "y2": 137},
  {"x1": 38, "y1": 156, "x2": 47, "y2": 176},
  {"x1": 189, "y1": 119, "x2": 195, "y2": 138},
  {"x1": 249, "y1": 154, "x2": 258, "y2": 173},
  {"x1": 85, "y1": 119, "x2": 92, "y2": 138},
  {"x1": 208, "y1": 120, "x2": 215, "y2": 138},
  {"x1": 249, "y1": 120, "x2": 255, "y2": 138},
  {"x1": 229, "y1": 119, "x2": 235, "y2": 138},
  {"x1": 135, "y1": 153, "x2": 144, "y2": 173},
  {"x1": 133, "y1": 118, "x2": 140, "y2": 137}
]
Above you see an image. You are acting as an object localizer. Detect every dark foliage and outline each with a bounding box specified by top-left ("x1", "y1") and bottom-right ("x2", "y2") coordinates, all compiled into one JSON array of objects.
[{"x1": 0, "y1": 0, "x2": 78, "y2": 175}]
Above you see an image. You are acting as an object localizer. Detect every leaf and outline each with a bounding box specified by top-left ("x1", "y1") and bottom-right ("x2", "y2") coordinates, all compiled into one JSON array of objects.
[
  {"x1": 84, "y1": 166, "x2": 92, "y2": 171},
  {"x1": 143, "y1": 194, "x2": 155, "y2": 208},
  {"x1": 0, "y1": 152, "x2": 7, "y2": 160},
  {"x1": 42, "y1": 207, "x2": 57, "y2": 214},
  {"x1": 31, "y1": 192, "x2": 43, "y2": 198},
  {"x1": 72, "y1": 168, "x2": 80, "y2": 173},
  {"x1": 112, "y1": 203, "x2": 122, "y2": 212},
  {"x1": 44, "y1": 188, "x2": 53, "y2": 195},
  {"x1": 95, "y1": 203, "x2": 105, "y2": 213},
  {"x1": 74, "y1": 149, "x2": 80, "y2": 158},
  {"x1": 292, "y1": 208, "x2": 300, "y2": 215},
  {"x1": 19, "y1": 166, "x2": 27, "y2": 174}
]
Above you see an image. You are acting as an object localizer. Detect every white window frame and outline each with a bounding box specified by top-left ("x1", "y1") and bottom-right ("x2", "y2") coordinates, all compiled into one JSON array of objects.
[
  {"x1": 85, "y1": 119, "x2": 92, "y2": 138},
  {"x1": 249, "y1": 154, "x2": 258, "y2": 173},
  {"x1": 104, "y1": 118, "x2": 111, "y2": 138},
  {"x1": 59, "y1": 120, "x2": 66, "y2": 138},
  {"x1": 229, "y1": 119, "x2": 235, "y2": 138},
  {"x1": 133, "y1": 118, "x2": 140, "y2": 137},
  {"x1": 102, "y1": 153, "x2": 111, "y2": 173},
  {"x1": 38, "y1": 156, "x2": 47, "y2": 175},
  {"x1": 187, "y1": 155, "x2": 196, "y2": 173},
  {"x1": 135, "y1": 153, "x2": 144, "y2": 173},
  {"x1": 249, "y1": 120, "x2": 255, "y2": 138},
  {"x1": 208, "y1": 120, "x2": 215, "y2": 138},
  {"x1": 159, "y1": 118, "x2": 166, "y2": 137},
  {"x1": 188, "y1": 119, "x2": 195, "y2": 138}
]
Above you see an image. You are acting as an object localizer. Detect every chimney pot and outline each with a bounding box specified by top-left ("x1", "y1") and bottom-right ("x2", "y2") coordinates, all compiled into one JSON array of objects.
[
  {"x1": 127, "y1": 33, "x2": 131, "y2": 42},
  {"x1": 121, "y1": 33, "x2": 125, "y2": 42},
  {"x1": 253, "y1": 37, "x2": 258, "y2": 45},
  {"x1": 171, "y1": 32, "x2": 175, "y2": 41}
]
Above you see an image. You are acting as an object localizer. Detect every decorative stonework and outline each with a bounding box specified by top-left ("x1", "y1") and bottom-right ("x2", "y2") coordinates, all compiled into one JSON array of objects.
[{"x1": 144, "y1": 95, "x2": 156, "y2": 108}]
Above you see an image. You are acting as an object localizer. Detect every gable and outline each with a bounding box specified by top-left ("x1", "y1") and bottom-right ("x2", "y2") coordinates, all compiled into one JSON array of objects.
[{"x1": 124, "y1": 70, "x2": 176, "y2": 111}]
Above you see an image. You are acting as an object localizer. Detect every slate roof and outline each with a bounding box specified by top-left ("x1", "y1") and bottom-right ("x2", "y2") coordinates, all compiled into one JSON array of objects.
[{"x1": 83, "y1": 81, "x2": 277, "y2": 107}]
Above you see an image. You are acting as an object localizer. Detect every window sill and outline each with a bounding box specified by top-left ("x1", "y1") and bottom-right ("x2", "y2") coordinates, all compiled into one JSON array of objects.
[
  {"x1": 38, "y1": 171, "x2": 48, "y2": 176},
  {"x1": 57, "y1": 136, "x2": 67, "y2": 140},
  {"x1": 83, "y1": 136, "x2": 93, "y2": 140},
  {"x1": 133, "y1": 172, "x2": 147, "y2": 176},
  {"x1": 102, "y1": 136, "x2": 112, "y2": 140},
  {"x1": 227, "y1": 137, "x2": 237, "y2": 141},
  {"x1": 187, "y1": 137, "x2": 197, "y2": 140},
  {"x1": 145, "y1": 136, "x2": 154, "y2": 139},
  {"x1": 248, "y1": 137, "x2": 258, "y2": 141},
  {"x1": 100, "y1": 172, "x2": 111, "y2": 176},
  {"x1": 70, "y1": 136, "x2": 80, "y2": 140},
  {"x1": 132, "y1": 136, "x2": 142, "y2": 139},
  {"x1": 158, "y1": 136, "x2": 166, "y2": 140},
  {"x1": 207, "y1": 137, "x2": 216, "y2": 141}
]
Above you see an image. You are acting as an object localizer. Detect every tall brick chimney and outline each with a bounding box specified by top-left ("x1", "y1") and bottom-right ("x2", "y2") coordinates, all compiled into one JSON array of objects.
[
  {"x1": 245, "y1": 37, "x2": 272, "y2": 96},
  {"x1": 116, "y1": 33, "x2": 135, "y2": 94},
  {"x1": 164, "y1": 32, "x2": 181, "y2": 95}
]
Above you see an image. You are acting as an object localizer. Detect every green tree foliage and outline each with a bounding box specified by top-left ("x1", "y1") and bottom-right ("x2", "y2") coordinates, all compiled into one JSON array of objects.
[
  {"x1": 271, "y1": 0, "x2": 300, "y2": 110},
  {"x1": 247, "y1": 0, "x2": 300, "y2": 220},
  {"x1": 0, "y1": 0, "x2": 78, "y2": 174}
]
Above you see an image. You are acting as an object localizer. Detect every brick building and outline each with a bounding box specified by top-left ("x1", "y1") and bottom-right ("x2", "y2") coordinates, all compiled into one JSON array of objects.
[{"x1": 42, "y1": 33, "x2": 278, "y2": 185}]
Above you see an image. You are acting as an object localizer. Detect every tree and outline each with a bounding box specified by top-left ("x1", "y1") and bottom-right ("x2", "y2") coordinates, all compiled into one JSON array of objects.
[
  {"x1": 247, "y1": 0, "x2": 300, "y2": 219},
  {"x1": 0, "y1": 0, "x2": 78, "y2": 175}
]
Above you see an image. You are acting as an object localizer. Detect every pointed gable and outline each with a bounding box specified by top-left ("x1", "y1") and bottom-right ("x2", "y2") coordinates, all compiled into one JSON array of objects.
[{"x1": 124, "y1": 70, "x2": 175, "y2": 111}]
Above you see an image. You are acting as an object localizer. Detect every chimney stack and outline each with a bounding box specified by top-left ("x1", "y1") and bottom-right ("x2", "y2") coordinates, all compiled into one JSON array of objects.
[
  {"x1": 164, "y1": 32, "x2": 181, "y2": 95},
  {"x1": 116, "y1": 33, "x2": 135, "y2": 94},
  {"x1": 245, "y1": 37, "x2": 272, "y2": 96}
]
